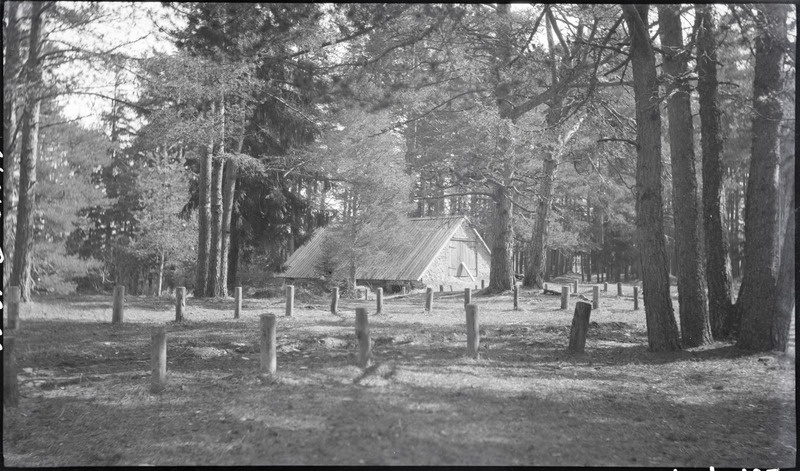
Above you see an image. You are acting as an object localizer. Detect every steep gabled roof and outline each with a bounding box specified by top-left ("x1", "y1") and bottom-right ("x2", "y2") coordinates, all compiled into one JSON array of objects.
[{"x1": 278, "y1": 215, "x2": 490, "y2": 281}]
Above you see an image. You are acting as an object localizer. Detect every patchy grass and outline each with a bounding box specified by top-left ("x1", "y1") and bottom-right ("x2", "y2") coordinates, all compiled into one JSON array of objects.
[{"x1": 3, "y1": 283, "x2": 795, "y2": 467}]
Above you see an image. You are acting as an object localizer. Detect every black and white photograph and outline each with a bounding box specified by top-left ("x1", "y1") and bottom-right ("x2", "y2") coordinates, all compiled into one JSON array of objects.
[{"x1": 2, "y1": 2, "x2": 796, "y2": 467}]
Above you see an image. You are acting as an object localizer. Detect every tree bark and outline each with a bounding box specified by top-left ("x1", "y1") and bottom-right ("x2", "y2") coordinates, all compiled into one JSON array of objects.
[
  {"x1": 696, "y1": 3, "x2": 736, "y2": 340},
  {"x1": 736, "y1": 3, "x2": 788, "y2": 351},
  {"x1": 207, "y1": 154, "x2": 224, "y2": 297},
  {"x1": 773, "y1": 193, "x2": 794, "y2": 351},
  {"x1": 658, "y1": 4, "x2": 712, "y2": 347},
  {"x1": 488, "y1": 182, "x2": 515, "y2": 292},
  {"x1": 195, "y1": 102, "x2": 214, "y2": 298},
  {"x1": 525, "y1": 125, "x2": 558, "y2": 288},
  {"x1": 622, "y1": 3, "x2": 680, "y2": 352},
  {"x1": 228, "y1": 210, "x2": 240, "y2": 291},
  {"x1": 11, "y1": 1, "x2": 46, "y2": 302},
  {"x1": 487, "y1": 4, "x2": 516, "y2": 293},
  {"x1": 157, "y1": 251, "x2": 165, "y2": 296},
  {"x1": 219, "y1": 157, "x2": 237, "y2": 298},
  {"x1": 3, "y1": 1, "x2": 23, "y2": 284}
]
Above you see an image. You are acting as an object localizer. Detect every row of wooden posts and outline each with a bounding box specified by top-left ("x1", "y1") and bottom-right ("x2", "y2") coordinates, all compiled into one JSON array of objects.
[
  {"x1": 3, "y1": 281, "x2": 601, "y2": 404},
  {"x1": 104, "y1": 280, "x2": 641, "y2": 326},
  {"x1": 542, "y1": 282, "x2": 640, "y2": 311},
  {"x1": 147, "y1": 298, "x2": 596, "y2": 393},
  {"x1": 3, "y1": 279, "x2": 639, "y2": 332}
]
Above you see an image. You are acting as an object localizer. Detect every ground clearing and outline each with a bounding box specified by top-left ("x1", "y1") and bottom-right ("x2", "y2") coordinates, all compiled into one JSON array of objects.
[{"x1": 3, "y1": 282, "x2": 795, "y2": 467}]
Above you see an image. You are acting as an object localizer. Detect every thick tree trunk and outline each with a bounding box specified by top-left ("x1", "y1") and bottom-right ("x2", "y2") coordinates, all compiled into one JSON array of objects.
[
  {"x1": 207, "y1": 155, "x2": 224, "y2": 297},
  {"x1": 3, "y1": 1, "x2": 23, "y2": 285},
  {"x1": 696, "y1": 4, "x2": 735, "y2": 339},
  {"x1": 195, "y1": 103, "x2": 214, "y2": 298},
  {"x1": 736, "y1": 3, "x2": 788, "y2": 351},
  {"x1": 525, "y1": 137, "x2": 558, "y2": 288},
  {"x1": 622, "y1": 3, "x2": 680, "y2": 352},
  {"x1": 658, "y1": 4, "x2": 712, "y2": 347},
  {"x1": 11, "y1": 1, "x2": 46, "y2": 302},
  {"x1": 488, "y1": 183, "x2": 514, "y2": 292},
  {"x1": 219, "y1": 157, "x2": 237, "y2": 297}
]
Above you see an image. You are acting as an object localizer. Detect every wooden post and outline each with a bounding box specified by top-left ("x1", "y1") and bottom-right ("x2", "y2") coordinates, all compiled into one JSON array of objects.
[
  {"x1": 481, "y1": 279, "x2": 485, "y2": 289},
  {"x1": 376, "y1": 288, "x2": 383, "y2": 315},
  {"x1": 466, "y1": 304, "x2": 480, "y2": 359},
  {"x1": 6, "y1": 286, "x2": 20, "y2": 330},
  {"x1": 439, "y1": 284, "x2": 444, "y2": 293},
  {"x1": 573, "y1": 279, "x2": 578, "y2": 294},
  {"x1": 234, "y1": 286, "x2": 242, "y2": 319},
  {"x1": 568, "y1": 301, "x2": 593, "y2": 354},
  {"x1": 425, "y1": 287, "x2": 433, "y2": 313},
  {"x1": 285, "y1": 285, "x2": 294, "y2": 317},
  {"x1": 561, "y1": 286, "x2": 569, "y2": 310},
  {"x1": 260, "y1": 314, "x2": 277, "y2": 374},
  {"x1": 544, "y1": 282, "x2": 548, "y2": 291},
  {"x1": 603, "y1": 282, "x2": 608, "y2": 292},
  {"x1": 592, "y1": 285, "x2": 600, "y2": 310},
  {"x1": 449, "y1": 285, "x2": 453, "y2": 292},
  {"x1": 464, "y1": 287, "x2": 472, "y2": 307},
  {"x1": 402, "y1": 286, "x2": 407, "y2": 295},
  {"x1": 3, "y1": 336, "x2": 18, "y2": 407},
  {"x1": 513, "y1": 283, "x2": 519, "y2": 310},
  {"x1": 617, "y1": 282, "x2": 622, "y2": 296},
  {"x1": 175, "y1": 287, "x2": 186, "y2": 322},
  {"x1": 633, "y1": 286, "x2": 639, "y2": 310},
  {"x1": 112, "y1": 285, "x2": 125, "y2": 324},
  {"x1": 355, "y1": 308, "x2": 371, "y2": 368},
  {"x1": 150, "y1": 327, "x2": 167, "y2": 393},
  {"x1": 331, "y1": 287, "x2": 339, "y2": 315}
]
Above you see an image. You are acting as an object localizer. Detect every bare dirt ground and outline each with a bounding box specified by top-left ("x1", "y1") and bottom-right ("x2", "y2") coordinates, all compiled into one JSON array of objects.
[{"x1": 3, "y1": 280, "x2": 796, "y2": 467}]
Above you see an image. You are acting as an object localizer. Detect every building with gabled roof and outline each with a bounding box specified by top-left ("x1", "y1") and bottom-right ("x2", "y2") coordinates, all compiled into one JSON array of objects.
[{"x1": 277, "y1": 215, "x2": 491, "y2": 291}]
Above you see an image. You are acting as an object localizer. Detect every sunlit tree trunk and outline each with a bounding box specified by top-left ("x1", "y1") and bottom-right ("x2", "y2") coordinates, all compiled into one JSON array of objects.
[
  {"x1": 695, "y1": 3, "x2": 735, "y2": 339},
  {"x1": 195, "y1": 102, "x2": 215, "y2": 298},
  {"x1": 157, "y1": 251, "x2": 165, "y2": 296},
  {"x1": 207, "y1": 155, "x2": 223, "y2": 296},
  {"x1": 220, "y1": 157, "x2": 237, "y2": 297},
  {"x1": 736, "y1": 3, "x2": 788, "y2": 351},
  {"x1": 11, "y1": 1, "x2": 46, "y2": 302},
  {"x1": 658, "y1": 4, "x2": 712, "y2": 347},
  {"x1": 622, "y1": 3, "x2": 680, "y2": 352},
  {"x1": 3, "y1": 1, "x2": 23, "y2": 285}
]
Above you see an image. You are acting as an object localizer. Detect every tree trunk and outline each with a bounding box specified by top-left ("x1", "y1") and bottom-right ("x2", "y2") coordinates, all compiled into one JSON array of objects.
[
  {"x1": 695, "y1": 3, "x2": 735, "y2": 339},
  {"x1": 525, "y1": 143, "x2": 557, "y2": 288},
  {"x1": 228, "y1": 210, "x2": 241, "y2": 291},
  {"x1": 736, "y1": 3, "x2": 788, "y2": 351},
  {"x1": 3, "y1": 1, "x2": 23, "y2": 285},
  {"x1": 207, "y1": 155, "x2": 224, "y2": 297},
  {"x1": 486, "y1": 3, "x2": 516, "y2": 294},
  {"x1": 622, "y1": 3, "x2": 680, "y2": 352},
  {"x1": 658, "y1": 4, "x2": 712, "y2": 347},
  {"x1": 488, "y1": 182, "x2": 515, "y2": 292},
  {"x1": 157, "y1": 251, "x2": 165, "y2": 297},
  {"x1": 195, "y1": 102, "x2": 214, "y2": 298},
  {"x1": 220, "y1": 157, "x2": 237, "y2": 297},
  {"x1": 11, "y1": 1, "x2": 46, "y2": 302}
]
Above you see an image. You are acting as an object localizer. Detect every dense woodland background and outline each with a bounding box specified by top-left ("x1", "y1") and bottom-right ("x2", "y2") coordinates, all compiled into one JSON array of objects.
[{"x1": 2, "y1": 3, "x2": 795, "y2": 352}]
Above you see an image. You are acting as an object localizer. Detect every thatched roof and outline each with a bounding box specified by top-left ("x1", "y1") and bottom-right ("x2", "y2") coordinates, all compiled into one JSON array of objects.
[{"x1": 278, "y1": 215, "x2": 490, "y2": 281}]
